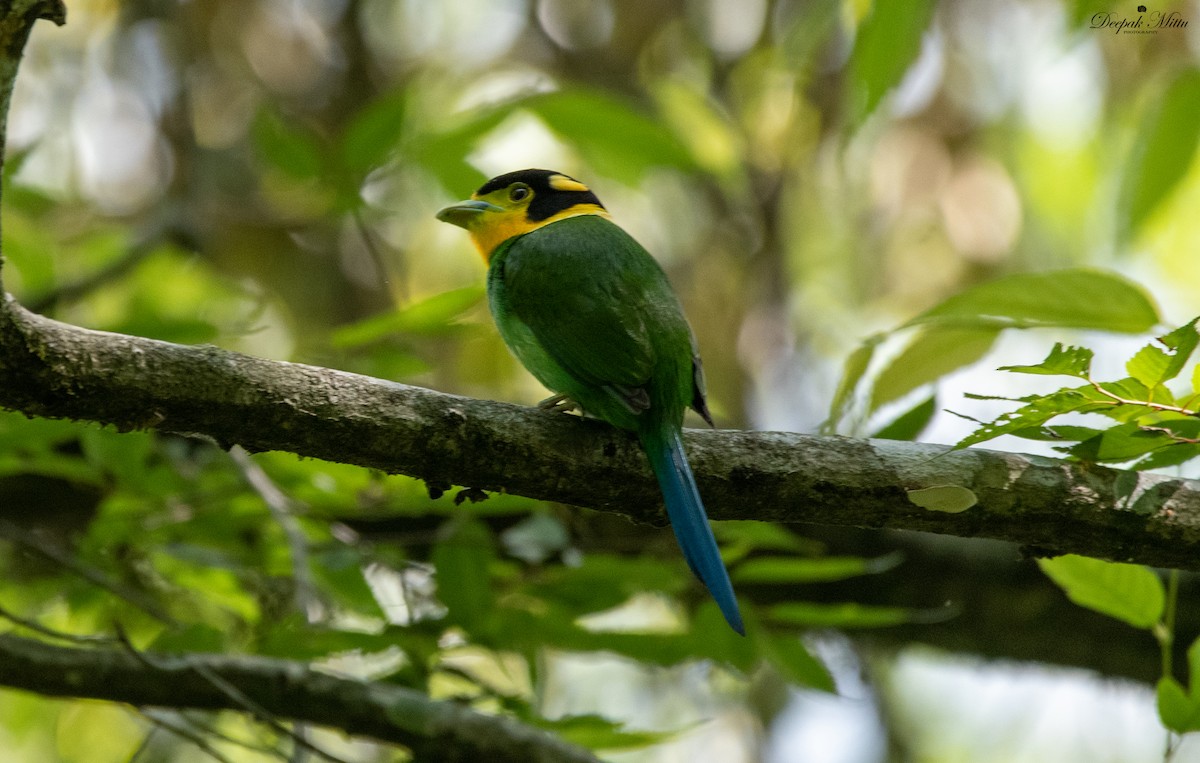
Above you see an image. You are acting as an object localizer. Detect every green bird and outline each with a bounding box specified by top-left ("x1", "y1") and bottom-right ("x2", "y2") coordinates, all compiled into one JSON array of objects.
[{"x1": 437, "y1": 169, "x2": 743, "y2": 635}]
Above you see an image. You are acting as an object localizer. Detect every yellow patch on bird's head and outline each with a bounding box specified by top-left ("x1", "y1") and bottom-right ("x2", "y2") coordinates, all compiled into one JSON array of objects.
[{"x1": 436, "y1": 169, "x2": 611, "y2": 262}]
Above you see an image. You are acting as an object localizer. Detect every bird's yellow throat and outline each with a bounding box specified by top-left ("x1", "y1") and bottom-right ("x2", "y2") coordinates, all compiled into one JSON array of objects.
[{"x1": 467, "y1": 204, "x2": 611, "y2": 263}]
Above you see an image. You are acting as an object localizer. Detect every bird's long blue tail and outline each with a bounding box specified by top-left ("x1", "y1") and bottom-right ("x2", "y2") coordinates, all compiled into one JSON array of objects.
[{"x1": 641, "y1": 427, "x2": 744, "y2": 635}]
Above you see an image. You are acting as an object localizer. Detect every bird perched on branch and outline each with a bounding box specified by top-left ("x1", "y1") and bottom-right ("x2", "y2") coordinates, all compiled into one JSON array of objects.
[{"x1": 437, "y1": 169, "x2": 743, "y2": 635}]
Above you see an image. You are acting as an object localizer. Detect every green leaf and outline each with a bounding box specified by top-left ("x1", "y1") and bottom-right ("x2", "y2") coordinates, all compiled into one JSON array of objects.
[
  {"x1": 1158, "y1": 637, "x2": 1200, "y2": 732},
  {"x1": 1012, "y1": 424, "x2": 1103, "y2": 442},
  {"x1": 79, "y1": 426, "x2": 154, "y2": 488},
  {"x1": 1092, "y1": 377, "x2": 1177, "y2": 422},
  {"x1": 257, "y1": 620, "x2": 430, "y2": 661},
  {"x1": 955, "y1": 386, "x2": 1107, "y2": 448},
  {"x1": 1136, "y1": 443, "x2": 1200, "y2": 471},
  {"x1": 767, "y1": 602, "x2": 910, "y2": 628},
  {"x1": 417, "y1": 107, "x2": 508, "y2": 194},
  {"x1": 535, "y1": 715, "x2": 671, "y2": 752},
  {"x1": 527, "y1": 554, "x2": 684, "y2": 614},
  {"x1": 432, "y1": 519, "x2": 495, "y2": 632},
  {"x1": 1066, "y1": 0, "x2": 1113, "y2": 27},
  {"x1": 253, "y1": 108, "x2": 323, "y2": 179},
  {"x1": 846, "y1": 0, "x2": 938, "y2": 125},
  {"x1": 715, "y1": 521, "x2": 825, "y2": 557},
  {"x1": 311, "y1": 546, "x2": 384, "y2": 618},
  {"x1": 908, "y1": 269, "x2": 1160, "y2": 333},
  {"x1": 331, "y1": 286, "x2": 485, "y2": 347},
  {"x1": 767, "y1": 635, "x2": 835, "y2": 692},
  {"x1": 340, "y1": 91, "x2": 407, "y2": 178},
  {"x1": 525, "y1": 90, "x2": 696, "y2": 182},
  {"x1": 1119, "y1": 68, "x2": 1200, "y2": 242},
  {"x1": 871, "y1": 327, "x2": 998, "y2": 410},
  {"x1": 1000, "y1": 343, "x2": 1093, "y2": 378},
  {"x1": 1038, "y1": 555, "x2": 1164, "y2": 628},
  {"x1": 733, "y1": 555, "x2": 899, "y2": 584},
  {"x1": 872, "y1": 395, "x2": 937, "y2": 441},
  {"x1": 150, "y1": 624, "x2": 229, "y2": 654},
  {"x1": 1127, "y1": 319, "x2": 1200, "y2": 388},
  {"x1": 822, "y1": 336, "x2": 880, "y2": 434},
  {"x1": 1157, "y1": 678, "x2": 1200, "y2": 733},
  {"x1": 906, "y1": 485, "x2": 977, "y2": 513},
  {"x1": 1067, "y1": 424, "x2": 1175, "y2": 463}
]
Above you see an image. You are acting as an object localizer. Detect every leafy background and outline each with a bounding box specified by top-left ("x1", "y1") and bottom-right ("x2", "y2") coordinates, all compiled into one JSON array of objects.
[{"x1": 2, "y1": 0, "x2": 1200, "y2": 761}]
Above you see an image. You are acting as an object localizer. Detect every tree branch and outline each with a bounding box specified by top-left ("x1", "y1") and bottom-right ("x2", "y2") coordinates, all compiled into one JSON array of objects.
[
  {"x1": 0, "y1": 633, "x2": 602, "y2": 763},
  {"x1": 2, "y1": 300, "x2": 1199, "y2": 570}
]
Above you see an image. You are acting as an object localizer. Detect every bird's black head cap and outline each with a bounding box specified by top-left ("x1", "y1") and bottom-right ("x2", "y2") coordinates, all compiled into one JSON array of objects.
[{"x1": 474, "y1": 169, "x2": 605, "y2": 222}]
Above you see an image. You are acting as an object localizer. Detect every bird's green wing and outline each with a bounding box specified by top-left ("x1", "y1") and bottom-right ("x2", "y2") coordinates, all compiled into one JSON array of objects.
[{"x1": 496, "y1": 216, "x2": 685, "y2": 411}]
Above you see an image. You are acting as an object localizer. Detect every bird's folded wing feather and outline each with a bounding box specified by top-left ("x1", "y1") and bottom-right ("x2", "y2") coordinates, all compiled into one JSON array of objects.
[{"x1": 501, "y1": 222, "x2": 659, "y2": 398}]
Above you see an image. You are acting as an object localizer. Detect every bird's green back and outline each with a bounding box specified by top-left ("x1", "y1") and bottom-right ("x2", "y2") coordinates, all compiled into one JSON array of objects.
[{"x1": 487, "y1": 214, "x2": 699, "y2": 434}]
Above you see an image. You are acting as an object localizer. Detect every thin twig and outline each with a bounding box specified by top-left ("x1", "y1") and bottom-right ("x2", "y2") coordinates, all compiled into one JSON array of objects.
[
  {"x1": 228, "y1": 446, "x2": 324, "y2": 621},
  {"x1": 0, "y1": 519, "x2": 176, "y2": 625},
  {"x1": 116, "y1": 630, "x2": 352, "y2": 763},
  {"x1": 0, "y1": 602, "x2": 117, "y2": 644},
  {"x1": 141, "y1": 709, "x2": 291, "y2": 761},
  {"x1": 1088, "y1": 380, "x2": 1198, "y2": 417},
  {"x1": 25, "y1": 240, "x2": 156, "y2": 314},
  {"x1": 134, "y1": 709, "x2": 239, "y2": 763}
]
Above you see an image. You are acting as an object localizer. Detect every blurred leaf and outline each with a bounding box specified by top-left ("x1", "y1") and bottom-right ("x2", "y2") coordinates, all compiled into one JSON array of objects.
[
  {"x1": 528, "y1": 554, "x2": 684, "y2": 614},
  {"x1": 1119, "y1": 68, "x2": 1200, "y2": 242},
  {"x1": 56, "y1": 703, "x2": 142, "y2": 762},
  {"x1": 534, "y1": 714, "x2": 672, "y2": 752},
  {"x1": 1066, "y1": 0, "x2": 1113, "y2": 28},
  {"x1": 79, "y1": 427, "x2": 153, "y2": 488},
  {"x1": 332, "y1": 286, "x2": 485, "y2": 347},
  {"x1": 150, "y1": 624, "x2": 229, "y2": 654},
  {"x1": 432, "y1": 518, "x2": 495, "y2": 632},
  {"x1": 525, "y1": 90, "x2": 696, "y2": 182},
  {"x1": 418, "y1": 108, "x2": 504, "y2": 194},
  {"x1": 716, "y1": 521, "x2": 825, "y2": 561},
  {"x1": 1038, "y1": 555, "x2": 1163, "y2": 628},
  {"x1": 257, "y1": 618, "x2": 432, "y2": 661},
  {"x1": 1000, "y1": 343, "x2": 1094, "y2": 378},
  {"x1": 908, "y1": 269, "x2": 1160, "y2": 333},
  {"x1": 653, "y1": 80, "x2": 741, "y2": 176},
  {"x1": 1158, "y1": 636, "x2": 1200, "y2": 733},
  {"x1": 311, "y1": 546, "x2": 384, "y2": 618},
  {"x1": 871, "y1": 327, "x2": 998, "y2": 410},
  {"x1": 872, "y1": 395, "x2": 936, "y2": 440},
  {"x1": 1158, "y1": 678, "x2": 1200, "y2": 733},
  {"x1": 340, "y1": 90, "x2": 407, "y2": 179},
  {"x1": 766, "y1": 635, "x2": 835, "y2": 692},
  {"x1": 492, "y1": 603, "x2": 757, "y2": 671},
  {"x1": 253, "y1": 108, "x2": 324, "y2": 180},
  {"x1": 846, "y1": 0, "x2": 937, "y2": 126},
  {"x1": 1, "y1": 210, "x2": 59, "y2": 295},
  {"x1": 734, "y1": 554, "x2": 900, "y2": 584},
  {"x1": 823, "y1": 336, "x2": 880, "y2": 434},
  {"x1": 767, "y1": 602, "x2": 910, "y2": 628}
]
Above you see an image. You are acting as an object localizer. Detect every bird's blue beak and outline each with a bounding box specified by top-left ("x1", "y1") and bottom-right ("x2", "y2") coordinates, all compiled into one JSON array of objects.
[{"x1": 436, "y1": 199, "x2": 504, "y2": 229}]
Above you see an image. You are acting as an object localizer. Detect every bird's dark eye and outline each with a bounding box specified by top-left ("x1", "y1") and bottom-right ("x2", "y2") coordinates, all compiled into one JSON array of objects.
[{"x1": 509, "y1": 185, "x2": 531, "y2": 202}]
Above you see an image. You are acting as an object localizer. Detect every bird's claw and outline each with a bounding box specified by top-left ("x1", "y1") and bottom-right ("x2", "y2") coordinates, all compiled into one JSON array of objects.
[{"x1": 538, "y1": 393, "x2": 580, "y2": 413}]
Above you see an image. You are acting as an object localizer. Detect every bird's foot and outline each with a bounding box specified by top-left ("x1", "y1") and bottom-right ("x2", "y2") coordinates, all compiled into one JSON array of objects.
[{"x1": 538, "y1": 393, "x2": 580, "y2": 414}]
